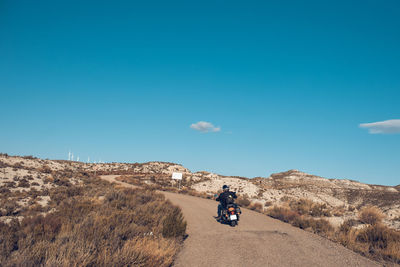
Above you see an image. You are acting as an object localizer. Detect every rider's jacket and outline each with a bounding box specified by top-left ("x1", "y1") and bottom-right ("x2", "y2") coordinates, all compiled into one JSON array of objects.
[{"x1": 216, "y1": 191, "x2": 237, "y2": 208}]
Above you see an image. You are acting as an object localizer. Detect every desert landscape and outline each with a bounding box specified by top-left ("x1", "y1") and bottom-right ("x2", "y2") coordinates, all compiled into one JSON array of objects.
[
  {"x1": 0, "y1": 153, "x2": 186, "y2": 266},
  {"x1": 1, "y1": 153, "x2": 399, "y2": 266},
  {"x1": 3, "y1": 1, "x2": 400, "y2": 266}
]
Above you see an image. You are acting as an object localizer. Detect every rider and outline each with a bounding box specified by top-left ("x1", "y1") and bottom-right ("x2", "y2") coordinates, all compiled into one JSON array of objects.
[{"x1": 216, "y1": 185, "x2": 237, "y2": 219}]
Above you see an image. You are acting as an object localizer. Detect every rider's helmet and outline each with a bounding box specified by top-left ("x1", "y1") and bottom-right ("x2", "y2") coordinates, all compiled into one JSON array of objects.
[{"x1": 222, "y1": 185, "x2": 229, "y2": 191}]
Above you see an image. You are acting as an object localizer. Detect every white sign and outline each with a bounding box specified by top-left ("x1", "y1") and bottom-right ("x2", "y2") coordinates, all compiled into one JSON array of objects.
[{"x1": 172, "y1": 172, "x2": 183, "y2": 180}]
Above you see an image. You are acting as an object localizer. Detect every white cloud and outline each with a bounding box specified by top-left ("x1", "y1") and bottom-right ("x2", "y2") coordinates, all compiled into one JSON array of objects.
[
  {"x1": 359, "y1": 119, "x2": 400, "y2": 134},
  {"x1": 190, "y1": 121, "x2": 221, "y2": 133}
]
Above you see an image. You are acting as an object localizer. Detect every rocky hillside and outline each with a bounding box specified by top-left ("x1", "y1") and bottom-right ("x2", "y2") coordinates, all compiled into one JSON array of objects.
[
  {"x1": 1, "y1": 153, "x2": 399, "y2": 230},
  {"x1": 193, "y1": 169, "x2": 400, "y2": 229}
]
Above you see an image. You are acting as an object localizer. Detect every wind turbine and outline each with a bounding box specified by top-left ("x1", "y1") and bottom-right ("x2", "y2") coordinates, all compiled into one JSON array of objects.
[
  {"x1": 71, "y1": 153, "x2": 74, "y2": 161},
  {"x1": 68, "y1": 150, "x2": 71, "y2": 161},
  {"x1": 77, "y1": 156, "x2": 79, "y2": 162}
]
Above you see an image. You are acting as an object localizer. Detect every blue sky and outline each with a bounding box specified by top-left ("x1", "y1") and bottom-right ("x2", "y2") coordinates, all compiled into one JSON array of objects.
[{"x1": 1, "y1": 0, "x2": 399, "y2": 185}]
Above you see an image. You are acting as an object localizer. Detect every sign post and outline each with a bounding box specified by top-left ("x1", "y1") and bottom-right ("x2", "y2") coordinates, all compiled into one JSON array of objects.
[{"x1": 171, "y1": 172, "x2": 183, "y2": 190}]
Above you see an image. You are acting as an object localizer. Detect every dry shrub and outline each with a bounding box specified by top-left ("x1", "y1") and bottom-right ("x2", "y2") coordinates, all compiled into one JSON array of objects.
[
  {"x1": 358, "y1": 224, "x2": 400, "y2": 263},
  {"x1": 5, "y1": 181, "x2": 16, "y2": 188},
  {"x1": 38, "y1": 165, "x2": 52, "y2": 174},
  {"x1": 0, "y1": 181, "x2": 186, "y2": 266},
  {"x1": 310, "y1": 219, "x2": 334, "y2": 236},
  {"x1": 28, "y1": 204, "x2": 44, "y2": 213},
  {"x1": 269, "y1": 201, "x2": 399, "y2": 264},
  {"x1": 249, "y1": 202, "x2": 263, "y2": 212},
  {"x1": 332, "y1": 207, "x2": 345, "y2": 217},
  {"x1": 1, "y1": 201, "x2": 19, "y2": 216},
  {"x1": 236, "y1": 196, "x2": 251, "y2": 207},
  {"x1": 17, "y1": 178, "x2": 30, "y2": 188},
  {"x1": 289, "y1": 199, "x2": 331, "y2": 217},
  {"x1": 289, "y1": 199, "x2": 313, "y2": 215},
  {"x1": 267, "y1": 206, "x2": 299, "y2": 223},
  {"x1": 103, "y1": 237, "x2": 178, "y2": 266},
  {"x1": 0, "y1": 187, "x2": 10, "y2": 194},
  {"x1": 280, "y1": 196, "x2": 291, "y2": 202},
  {"x1": 264, "y1": 201, "x2": 273, "y2": 207},
  {"x1": 162, "y1": 206, "x2": 187, "y2": 238},
  {"x1": 0, "y1": 220, "x2": 19, "y2": 259},
  {"x1": 25, "y1": 175, "x2": 34, "y2": 181},
  {"x1": 268, "y1": 205, "x2": 334, "y2": 237},
  {"x1": 290, "y1": 216, "x2": 333, "y2": 236},
  {"x1": 337, "y1": 220, "x2": 400, "y2": 264},
  {"x1": 22, "y1": 155, "x2": 36, "y2": 160},
  {"x1": 53, "y1": 178, "x2": 70, "y2": 187},
  {"x1": 359, "y1": 205, "x2": 385, "y2": 225},
  {"x1": 339, "y1": 219, "x2": 358, "y2": 234}
]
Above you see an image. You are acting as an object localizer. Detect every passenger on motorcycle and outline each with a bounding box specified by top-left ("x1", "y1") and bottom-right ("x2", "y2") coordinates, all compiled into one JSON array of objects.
[{"x1": 216, "y1": 185, "x2": 237, "y2": 219}]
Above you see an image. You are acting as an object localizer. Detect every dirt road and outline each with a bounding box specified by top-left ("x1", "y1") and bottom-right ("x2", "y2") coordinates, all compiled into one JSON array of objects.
[{"x1": 101, "y1": 175, "x2": 380, "y2": 267}]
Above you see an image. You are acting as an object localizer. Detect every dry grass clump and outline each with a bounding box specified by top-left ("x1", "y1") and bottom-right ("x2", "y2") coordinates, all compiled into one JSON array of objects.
[
  {"x1": 289, "y1": 199, "x2": 331, "y2": 217},
  {"x1": 339, "y1": 205, "x2": 399, "y2": 263},
  {"x1": 17, "y1": 178, "x2": 30, "y2": 188},
  {"x1": 269, "y1": 202, "x2": 400, "y2": 264},
  {"x1": 236, "y1": 196, "x2": 251, "y2": 207},
  {"x1": 338, "y1": 220, "x2": 400, "y2": 264},
  {"x1": 162, "y1": 207, "x2": 187, "y2": 238},
  {"x1": 249, "y1": 202, "x2": 263, "y2": 212},
  {"x1": 358, "y1": 205, "x2": 385, "y2": 225},
  {"x1": 267, "y1": 206, "x2": 298, "y2": 223},
  {"x1": 267, "y1": 205, "x2": 334, "y2": 237},
  {"x1": 0, "y1": 180, "x2": 186, "y2": 267},
  {"x1": 0, "y1": 201, "x2": 20, "y2": 216}
]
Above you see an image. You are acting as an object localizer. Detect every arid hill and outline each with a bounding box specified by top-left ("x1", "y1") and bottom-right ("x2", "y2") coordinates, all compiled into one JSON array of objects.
[
  {"x1": 1, "y1": 153, "x2": 399, "y2": 230},
  {"x1": 1, "y1": 153, "x2": 400, "y2": 265},
  {"x1": 192, "y1": 169, "x2": 400, "y2": 230}
]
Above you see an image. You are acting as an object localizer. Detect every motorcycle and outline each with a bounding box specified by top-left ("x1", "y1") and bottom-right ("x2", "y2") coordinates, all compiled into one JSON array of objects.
[
  {"x1": 220, "y1": 203, "x2": 241, "y2": 226},
  {"x1": 219, "y1": 194, "x2": 242, "y2": 227}
]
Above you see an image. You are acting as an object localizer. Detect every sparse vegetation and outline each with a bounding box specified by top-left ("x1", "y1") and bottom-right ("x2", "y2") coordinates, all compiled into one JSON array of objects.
[
  {"x1": 2, "y1": 153, "x2": 400, "y2": 266},
  {"x1": 267, "y1": 205, "x2": 334, "y2": 237},
  {"x1": 358, "y1": 205, "x2": 385, "y2": 225},
  {"x1": 268, "y1": 203, "x2": 400, "y2": 264},
  {"x1": 0, "y1": 173, "x2": 186, "y2": 266},
  {"x1": 337, "y1": 220, "x2": 400, "y2": 264},
  {"x1": 289, "y1": 198, "x2": 331, "y2": 217},
  {"x1": 17, "y1": 178, "x2": 30, "y2": 188},
  {"x1": 236, "y1": 196, "x2": 251, "y2": 207},
  {"x1": 248, "y1": 202, "x2": 263, "y2": 212}
]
